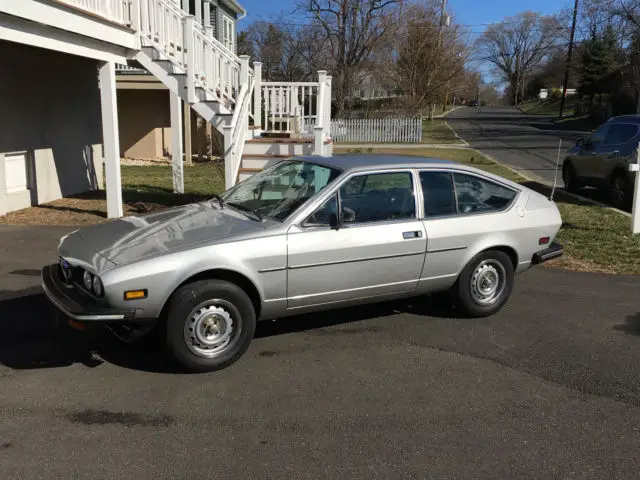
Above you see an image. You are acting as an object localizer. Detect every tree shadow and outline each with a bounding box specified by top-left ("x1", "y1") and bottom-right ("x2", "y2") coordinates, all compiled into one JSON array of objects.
[
  {"x1": 0, "y1": 287, "x2": 464, "y2": 373},
  {"x1": 613, "y1": 313, "x2": 640, "y2": 336}
]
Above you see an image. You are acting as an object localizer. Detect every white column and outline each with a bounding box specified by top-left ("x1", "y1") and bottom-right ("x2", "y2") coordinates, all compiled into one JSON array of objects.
[
  {"x1": 239, "y1": 55, "x2": 249, "y2": 86},
  {"x1": 181, "y1": 0, "x2": 189, "y2": 13},
  {"x1": 315, "y1": 70, "x2": 327, "y2": 156},
  {"x1": 98, "y1": 61, "x2": 123, "y2": 219},
  {"x1": 253, "y1": 62, "x2": 262, "y2": 130},
  {"x1": 170, "y1": 92, "x2": 184, "y2": 194},
  {"x1": 184, "y1": 15, "x2": 196, "y2": 104},
  {"x1": 203, "y1": 0, "x2": 213, "y2": 38},
  {"x1": 630, "y1": 148, "x2": 640, "y2": 233},
  {"x1": 222, "y1": 125, "x2": 234, "y2": 189},
  {"x1": 195, "y1": 0, "x2": 202, "y2": 25},
  {"x1": 324, "y1": 75, "x2": 332, "y2": 143}
]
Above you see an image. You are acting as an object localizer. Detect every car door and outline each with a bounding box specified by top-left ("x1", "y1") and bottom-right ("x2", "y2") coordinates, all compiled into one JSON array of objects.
[
  {"x1": 595, "y1": 123, "x2": 639, "y2": 180},
  {"x1": 416, "y1": 169, "x2": 519, "y2": 293},
  {"x1": 579, "y1": 124, "x2": 610, "y2": 179},
  {"x1": 286, "y1": 170, "x2": 427, "y2": 310}
]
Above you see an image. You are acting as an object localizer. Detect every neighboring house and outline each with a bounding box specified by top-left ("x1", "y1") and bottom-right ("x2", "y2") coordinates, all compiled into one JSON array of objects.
[{"x1": 0, "y1": 0, "x2": 333, "y2": 218}]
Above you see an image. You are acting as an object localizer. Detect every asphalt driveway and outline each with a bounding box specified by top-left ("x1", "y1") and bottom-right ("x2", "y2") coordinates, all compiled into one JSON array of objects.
[{"x1": 1, "y1": 225, "x2": 640, "y2": 479}]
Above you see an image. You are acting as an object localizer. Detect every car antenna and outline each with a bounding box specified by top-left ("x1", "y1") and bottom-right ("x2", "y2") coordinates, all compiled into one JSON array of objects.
[{"x1": 550, "y1": 137, "x2": 562, "y2": 201}]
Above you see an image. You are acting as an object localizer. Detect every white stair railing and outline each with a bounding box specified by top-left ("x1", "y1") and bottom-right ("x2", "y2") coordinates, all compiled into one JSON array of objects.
[
  {"x1": 223, "y1": 56, "x2": 253, "y2": 188},
  {"x1": 137, "y1": 0, "x2": 243, "y2": 107},
  {"x1": 258, "y1": 72, "x2": 332, "y2": 154},
  {"x1": 57, "y1": 0, "x2": 131, "y2": 24}
]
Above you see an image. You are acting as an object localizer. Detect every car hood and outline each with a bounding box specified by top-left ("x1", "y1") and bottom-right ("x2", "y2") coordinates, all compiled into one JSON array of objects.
[{"x1": 59, "y1": 202, "x2": 266, "y2": 268}]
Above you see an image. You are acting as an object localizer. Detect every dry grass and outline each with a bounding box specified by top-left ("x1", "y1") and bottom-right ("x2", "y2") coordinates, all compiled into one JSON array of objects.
[
  {"x1": 0, "y1": 163, "x2": 224, "y2": 226},
  {"x1": 421, "y1": 120, "x2": 464, "y2": 144}
]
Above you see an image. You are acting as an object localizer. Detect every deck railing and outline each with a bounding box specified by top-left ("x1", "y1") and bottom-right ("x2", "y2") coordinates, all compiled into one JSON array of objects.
[
  {"x1": 57, "y1": 0, "x2": 132, "y2": 24},
  {"x1": 256, "y1": 72, "x2": 332, "y2": 154}
]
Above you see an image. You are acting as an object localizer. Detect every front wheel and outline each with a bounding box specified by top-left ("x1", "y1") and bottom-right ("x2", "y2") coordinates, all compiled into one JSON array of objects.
[
  {"x1": 454, "y1": 250, "x2": 514, "y2": 317},
  {"x1": 562, "y1": 162, "x2": 580, "y2": 193},
  {"x1": 164, "y1": 280, "x2": 256, "y2": 373}
]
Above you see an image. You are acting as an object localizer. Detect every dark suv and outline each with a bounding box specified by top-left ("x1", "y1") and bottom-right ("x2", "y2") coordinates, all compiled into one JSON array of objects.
[{"x1": 562, "y1": 116, "x2": 639, "y2": 209}]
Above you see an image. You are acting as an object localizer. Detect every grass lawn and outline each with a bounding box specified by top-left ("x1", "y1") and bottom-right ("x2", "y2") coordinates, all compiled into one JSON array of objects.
[
  {"x1": 0, "y1": 163, "x2": 225, "y2": 226},
  {"x1": 2, "y1": 150, "x2": 638, "y2": 275},
  {"x1": 552, "y1": 114, "x2": 600, "y2": 133},
  {"x1": 519, "y1": 97, "x2": 577, "y2": 116},
  {"x1": 335, "y1": 146, "x2": 640, "y2": 275},
  {"x1": 421, "y1": 119, "x2": 463, "y2": 144}
]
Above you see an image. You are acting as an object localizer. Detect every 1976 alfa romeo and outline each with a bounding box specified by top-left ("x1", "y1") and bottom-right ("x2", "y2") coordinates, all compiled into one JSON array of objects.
[{"x1": 42, "y1": 154, "x2": 563, "y2": 372}]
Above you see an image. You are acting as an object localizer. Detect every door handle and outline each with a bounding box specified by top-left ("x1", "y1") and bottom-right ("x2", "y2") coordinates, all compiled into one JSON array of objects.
[{"x1": 402, "y1": 231, "x2": 422, "y2": 239}]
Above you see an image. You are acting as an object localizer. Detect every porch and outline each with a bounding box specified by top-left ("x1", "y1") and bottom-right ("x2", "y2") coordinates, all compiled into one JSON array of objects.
[{"x1": 0, "y1": 0, "x2": 333, "y2": 219}]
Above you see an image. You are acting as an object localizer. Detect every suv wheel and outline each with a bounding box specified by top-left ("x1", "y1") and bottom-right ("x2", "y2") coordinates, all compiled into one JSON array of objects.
[
  {"x1": 164, "y1": 280, "x2": 256, "y2": 373},
  {"x1": 562, "y1": 162, "x2": 580, "y2": 193},
  {"x1": 610, "y1": 171, "x2": 632, "y2": 210}
]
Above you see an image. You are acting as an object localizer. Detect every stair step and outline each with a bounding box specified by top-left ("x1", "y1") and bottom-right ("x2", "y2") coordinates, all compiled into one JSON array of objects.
[{"x1": 247, "y1": 138, "x2": 313, "y2": 144}]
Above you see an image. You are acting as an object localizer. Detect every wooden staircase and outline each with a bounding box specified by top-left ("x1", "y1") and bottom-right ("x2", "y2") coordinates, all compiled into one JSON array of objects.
[{"x1": 237, "y1": 136, "x2": 334, "y2": 182}]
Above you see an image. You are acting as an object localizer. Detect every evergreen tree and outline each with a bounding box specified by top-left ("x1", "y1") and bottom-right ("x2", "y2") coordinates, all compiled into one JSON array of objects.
[{"x1": 579, "y1": 25, "x2": 622, "y2": 97}]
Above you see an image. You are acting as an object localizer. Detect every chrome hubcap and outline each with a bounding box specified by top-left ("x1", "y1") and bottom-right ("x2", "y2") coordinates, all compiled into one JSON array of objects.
[
  {"x1": 184, "y1": 304, "x2": 234, "y2": 358},
  {"x1": 470, "y1": 260, "x2": 506, "y2": 306}
]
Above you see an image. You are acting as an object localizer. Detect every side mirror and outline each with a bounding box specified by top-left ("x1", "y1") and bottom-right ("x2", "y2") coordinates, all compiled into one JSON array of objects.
[
  {"x1": 329, "y1": 213, "x2": 340, "y2": 230},
  {"x1": 575, "y1": 137, "x2": 585, "y2": 146}
]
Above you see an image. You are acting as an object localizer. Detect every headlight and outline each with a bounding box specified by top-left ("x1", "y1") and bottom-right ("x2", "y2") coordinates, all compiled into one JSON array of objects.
[
  {"x1": 83, "y1": 270, "x2": 93, "y2": 291},
  {"x1": 92, "y1": 275, "x2": 104, "y2": 297}
]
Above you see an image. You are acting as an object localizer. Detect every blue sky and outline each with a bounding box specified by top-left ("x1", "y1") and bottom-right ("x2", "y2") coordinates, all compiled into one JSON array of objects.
[{"x1": 237, "y1": 0, "x2": 573, "y2": 84}]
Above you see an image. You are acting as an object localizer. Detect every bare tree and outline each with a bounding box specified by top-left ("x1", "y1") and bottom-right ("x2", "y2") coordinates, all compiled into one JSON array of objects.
[
  {"x1": 476, "y1": 12, "x2": 562, "y2": 105},
  {"x1": 304, "y1": 0, "x2": 401, "y2": 115},
  {"x1": 389, "y1": 1, "x2": 467, "y2": 118}
]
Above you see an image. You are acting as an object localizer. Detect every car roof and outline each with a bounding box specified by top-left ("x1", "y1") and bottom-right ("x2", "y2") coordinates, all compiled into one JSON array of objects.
[
  {"x1": 607, "y1": 115, "x2": 640, "y2": 124},
  {"x1": 294, "y1": 153, "x2": 457, "y2": 172},
  {"x1": 288, "y1": 153, "x2": 523, "y2": 190}
]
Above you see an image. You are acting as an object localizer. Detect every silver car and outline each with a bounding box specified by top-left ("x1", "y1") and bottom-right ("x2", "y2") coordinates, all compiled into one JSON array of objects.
[{"x1": 41, "y1": 154, "x2": 564, "y2": 372}]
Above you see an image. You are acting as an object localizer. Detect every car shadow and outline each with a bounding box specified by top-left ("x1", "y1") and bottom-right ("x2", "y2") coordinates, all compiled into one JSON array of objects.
[
  {"x1": 613, "y1": 313, "x2": 640, "y2": 336},
  {"x1": 0, "y1": 287, "x2": 463, "y2": 374}
]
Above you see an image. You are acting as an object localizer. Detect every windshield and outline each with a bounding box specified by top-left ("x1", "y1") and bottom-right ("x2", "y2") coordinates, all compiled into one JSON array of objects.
[{"x1": 221, "y1": 160, "x2": 343, "y2": 222}]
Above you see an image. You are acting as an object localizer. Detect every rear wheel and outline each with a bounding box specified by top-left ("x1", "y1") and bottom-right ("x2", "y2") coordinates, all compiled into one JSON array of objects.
[
  {"x1": 454, "y1": 250, "x2": 514, "y2": 317},
  {"x1": 609, "y1": 170, "x2": 632, "y2": 210},
  {"x1": 562, "y1": 162, "x2": 580, "y2": 193},
  {"x1": 164, "y1": 280, "x2": 256, "y2": 373}
]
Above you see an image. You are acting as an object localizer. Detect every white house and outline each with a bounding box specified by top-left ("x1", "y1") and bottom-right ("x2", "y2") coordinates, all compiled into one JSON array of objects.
[{"x1": 0, "y1": 0, "x2": 333, "y2": 218}]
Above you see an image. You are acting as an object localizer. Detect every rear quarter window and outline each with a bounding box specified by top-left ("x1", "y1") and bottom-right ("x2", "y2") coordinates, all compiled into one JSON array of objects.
[{"x1": 453, "y1": 173, "x2": 517, "y2": 214}]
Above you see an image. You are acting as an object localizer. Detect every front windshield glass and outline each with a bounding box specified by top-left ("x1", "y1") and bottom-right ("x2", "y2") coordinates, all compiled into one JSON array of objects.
[{"x1": 221, "y1": 160, "x2": 343, "y2": 222}]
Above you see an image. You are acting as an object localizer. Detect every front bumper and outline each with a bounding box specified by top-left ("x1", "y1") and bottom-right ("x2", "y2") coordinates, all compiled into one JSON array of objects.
[
  {"x1": 531, "y1": 242, "x2": 564, "y2": 265},
  {"x1": 41, "y1": 263, "x2": 135, "y2": 322}
]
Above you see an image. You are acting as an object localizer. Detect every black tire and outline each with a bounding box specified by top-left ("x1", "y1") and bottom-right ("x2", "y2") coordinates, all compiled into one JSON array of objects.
[
  {"x1": 562, "y1": 162, "x2": 580, "y2": 193},
  {"x1": 164, "y1": 279, "x2": 256, "y2": 373},
  {"x1": 609, "y1": 170, "x2": 632, "y2": 211},
  {"x1": 454, "y1": 250, "x2": 515, "y2": 318}
]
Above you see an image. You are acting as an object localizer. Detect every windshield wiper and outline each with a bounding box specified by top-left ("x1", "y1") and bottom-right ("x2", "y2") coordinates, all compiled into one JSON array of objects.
[
  {"x1": 210, "y1": 194, "x2": 225, "y2": 209},
  {"x1": 227, "y1": 202, "x2": 263, "y2": 222}
]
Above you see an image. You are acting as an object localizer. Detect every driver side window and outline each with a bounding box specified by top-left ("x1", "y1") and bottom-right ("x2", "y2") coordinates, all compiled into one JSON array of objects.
[
  {"x1": 588, "y1": 125, "x2": 609, "y2": 146},
  {"x1": 305, "y1": 193, "x2": 338, "y2": 226}
]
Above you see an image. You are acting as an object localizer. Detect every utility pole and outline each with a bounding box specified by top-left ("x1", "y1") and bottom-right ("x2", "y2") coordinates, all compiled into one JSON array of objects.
[
  {"x1": 439, "y1": 0, "x2": 449, "y2": 112},
  {"x1": 559, "y1": 0, "x2": 579, "y2": 119}
]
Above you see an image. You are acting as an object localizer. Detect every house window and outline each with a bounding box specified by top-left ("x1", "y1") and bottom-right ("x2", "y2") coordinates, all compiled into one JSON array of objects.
[{"x1": 222, "y1": 16, "x2": 235, "y2": 52}]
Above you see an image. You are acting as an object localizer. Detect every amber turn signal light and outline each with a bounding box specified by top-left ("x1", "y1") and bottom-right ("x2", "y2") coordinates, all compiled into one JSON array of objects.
[{"x1": 124, "y1": 289, "x2": 148, "y2": 300}]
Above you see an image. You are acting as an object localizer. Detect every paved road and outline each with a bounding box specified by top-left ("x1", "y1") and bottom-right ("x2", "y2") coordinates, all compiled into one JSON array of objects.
[
  {"x1": 1, "y1": 226, "x2": 640, "y2": 479},
  {"x1": 446, "y1": 106, "x2": 588, "y2": 185}
]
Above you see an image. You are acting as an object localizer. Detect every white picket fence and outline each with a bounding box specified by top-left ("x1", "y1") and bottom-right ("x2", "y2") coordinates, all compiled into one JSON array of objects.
[{"x1": 330, "y1": 118, "x2": 422, "y2": 144}]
